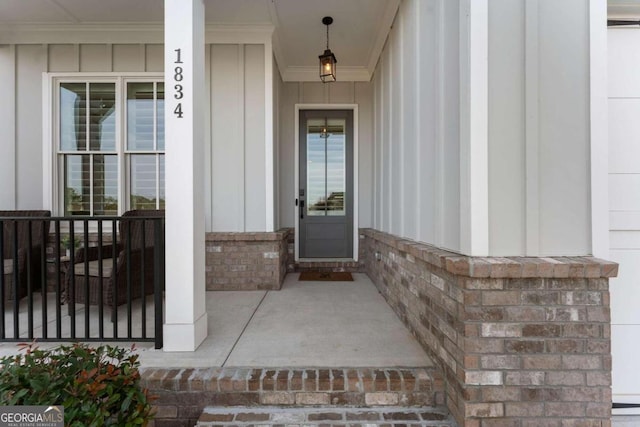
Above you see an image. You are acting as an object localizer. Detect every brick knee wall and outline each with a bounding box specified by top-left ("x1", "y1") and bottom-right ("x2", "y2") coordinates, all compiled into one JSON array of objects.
[
  {"x1": 363, "y1": 228, "x2": 618, "y2": 427},
  {"x1": 205, "y1": 229, "x2": 291, "y2": 291}
]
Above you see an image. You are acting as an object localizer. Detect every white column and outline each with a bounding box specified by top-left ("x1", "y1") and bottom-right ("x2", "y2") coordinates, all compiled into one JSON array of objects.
[
  {"x1": 459, "y1": 0, "x2": 489, "y2": 256},
  {"x1": 0, "y1": 45, "x2": 16, "y2": 209},
  {"x1": 163, "y1": 0, "x2": 207, "y2": 351}
]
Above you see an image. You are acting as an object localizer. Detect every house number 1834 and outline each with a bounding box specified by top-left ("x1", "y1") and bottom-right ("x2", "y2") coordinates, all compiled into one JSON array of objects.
[{"x1": 173, "y1": 48, "x2": 184, "y2": 118}]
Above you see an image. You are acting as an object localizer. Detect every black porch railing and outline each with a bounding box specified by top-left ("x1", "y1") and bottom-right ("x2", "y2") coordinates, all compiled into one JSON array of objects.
[{"x1": 0, "y1": 215, "x2": 164, "y2": 349}]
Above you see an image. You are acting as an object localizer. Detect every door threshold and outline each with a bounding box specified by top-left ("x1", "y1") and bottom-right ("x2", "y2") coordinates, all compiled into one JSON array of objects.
[{"x1": 297, "y1": 258, "x2": 357, "y2": 263}]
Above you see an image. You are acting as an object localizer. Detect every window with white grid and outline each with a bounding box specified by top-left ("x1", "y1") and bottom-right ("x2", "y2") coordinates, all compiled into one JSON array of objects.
[{"x1": 55, "y1": 77, "x2": 164, "y2": 216}]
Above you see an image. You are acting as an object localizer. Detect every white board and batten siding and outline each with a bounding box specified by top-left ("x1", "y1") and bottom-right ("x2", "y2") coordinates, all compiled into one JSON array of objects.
[
  {"x1": 609, "y1": 28, "x2": 640, "y2": 408},
  {"x1": 0, "y1": 43, "x2": 268, "y2": 233},
  {"x1": 372, "y1": 0, "x2": 461, "y2": 253}
]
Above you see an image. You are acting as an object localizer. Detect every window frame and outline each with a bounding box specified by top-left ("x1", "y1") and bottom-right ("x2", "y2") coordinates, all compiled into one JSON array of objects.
[{"x1": 45, "y1": 73, "x2": 164, "y2": 217}]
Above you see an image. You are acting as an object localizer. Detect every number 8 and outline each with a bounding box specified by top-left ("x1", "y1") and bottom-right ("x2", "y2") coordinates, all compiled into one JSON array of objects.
[{"x1": 174, "y1": 66, "x2": 183, "y2": 82}]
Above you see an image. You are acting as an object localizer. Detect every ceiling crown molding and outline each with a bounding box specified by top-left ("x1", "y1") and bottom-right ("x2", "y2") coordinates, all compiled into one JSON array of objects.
[{"x1": 0, "y1": 22, "x2": 274, "y2": 45}]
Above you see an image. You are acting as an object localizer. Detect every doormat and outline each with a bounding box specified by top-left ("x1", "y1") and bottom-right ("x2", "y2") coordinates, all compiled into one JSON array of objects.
[{"x1": 298, "y1": 271, "x2": 354, "y2": 281}]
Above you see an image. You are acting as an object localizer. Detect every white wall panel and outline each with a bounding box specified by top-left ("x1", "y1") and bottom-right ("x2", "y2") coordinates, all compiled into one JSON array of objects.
[
  {"x1": 537, "y1": 0, "x2": 590, "y2": 255},
  {"x1": 278, "y1": 83, "x2": 298, "y2": 228},
  {"x1": 211, "y1": 44, "x2": 244, "y2": 231},
  {"x1": 441, "y1": 0, "x2": 460, "y2": 252},
  {"x1": 487, "y1": 0, "x2": 525, "y2": 255},
  {"x1": 48, "y1": 44, "x2": 78, "y2": 72},
  {"x1": 356, "y1": 82, "x2": 373, "y2": 228},
  {"x1": 16, "y1": 45, "x2": 45, "y2": 209},
  {"x1": 371, "y1": 0, "x2": 460, "y2": 252},
  {"x1": 401, "y1": 1, "x2": 418, "y2": 239},
  {"x1": 389, "y1": 14, "x2": 402, "y2": 237},
  {"x1": 112, "y1": 44, "x2": 144, "y2": 71},
  {"x1": 301, "y1": 82, "x2": 324, "y2": 104},
  {"x1": 416, "y1": 0, "x2": 437, "y2": 245},
  {"x1": 0, "y1": 45, "x2": 16, "y2": 209},
  {"x1": 244, "y1": 44, "x2": 266, "y2": 231},
  {"x1": 328, "y1": 82, "x2": 354, "y2": 104},
  {"x1": 609, "y1": 99, "x2": 640, "y2": 174},
  {"x1": 80, "y1": 44, "x2": 111, "y2": 71},
  {"x1": 145, "y1": 44, "x2": 164, "y2": 72}
]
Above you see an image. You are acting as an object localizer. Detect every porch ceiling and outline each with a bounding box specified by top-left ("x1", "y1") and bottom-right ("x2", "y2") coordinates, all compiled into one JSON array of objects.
[
  {"x1": 0, "y1": 0, "x2": 399, "y2": 81},
  {"x1": 609, "y1": 0, "x2": 640, "y2": 17}
]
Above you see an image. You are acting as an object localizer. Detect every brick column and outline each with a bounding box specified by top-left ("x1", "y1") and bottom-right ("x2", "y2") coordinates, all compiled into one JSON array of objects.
[{"x1": 363, "y1": 229, "x2": 617, "y2": 427}]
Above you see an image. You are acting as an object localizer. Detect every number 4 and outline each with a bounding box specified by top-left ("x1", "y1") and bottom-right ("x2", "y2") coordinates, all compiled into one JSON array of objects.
[{"x1": 174, "y1": 103, "x2": 183, "y2": 118}]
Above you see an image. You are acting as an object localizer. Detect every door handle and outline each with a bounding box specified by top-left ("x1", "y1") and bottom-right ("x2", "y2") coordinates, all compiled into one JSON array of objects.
[{"x1": 299, "y1": 200, "x2": 305, "y2": 219}]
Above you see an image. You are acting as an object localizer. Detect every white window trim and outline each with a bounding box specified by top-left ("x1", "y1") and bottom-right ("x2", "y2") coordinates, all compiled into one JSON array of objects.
[{"x1": 43, "y1": 72, "x2": 164, "y2": 217}]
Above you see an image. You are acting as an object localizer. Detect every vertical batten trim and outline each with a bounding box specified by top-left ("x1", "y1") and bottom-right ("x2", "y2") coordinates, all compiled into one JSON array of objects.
[
  {"x1": 73, "y1": 43, "x2": 80, "y2": 71},
  {"x1": 238, "y1": 44, "x2": 246, "y2": 232},
  {"x1": 107, "y1": 44, "x2": 113, "y2": 72},
  {"x1": 435, "y1": 0, "x2": 445, "y2": 247},
  {"x1": 139, "y1": 44, "x2": 145, "y2": 72},
  {"x1": 204, "y1": 44, "x2": 212, "y2": 231},
  {"x1": 264, "y1": 39, "x2": 275, "y2": 232},
  {"x1": 589, "y1": 0, "x2": 609, "y2": 259},
  {"x1": 397, "y1": 8, "x2": 405, "y2": 237},
  {"x1": 524, "y1": 0, "x2": 540, "y2": 256},
  {"x1": 415, "y1": 0, "x2": 423, "y2": 242},
  {"x1": 459, "y1": 0, "x2": 489, "y2": 256}
]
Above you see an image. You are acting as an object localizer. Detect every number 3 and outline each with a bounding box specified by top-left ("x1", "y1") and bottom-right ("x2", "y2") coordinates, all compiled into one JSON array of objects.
[{"x1": 174, "y1": 84, "x2": 183, "y2": 100}]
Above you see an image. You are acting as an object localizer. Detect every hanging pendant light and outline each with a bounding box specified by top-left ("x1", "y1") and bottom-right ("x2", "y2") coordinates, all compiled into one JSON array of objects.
[{"x1": 319, "y1": 16, "x2": 337, "y2": 83}]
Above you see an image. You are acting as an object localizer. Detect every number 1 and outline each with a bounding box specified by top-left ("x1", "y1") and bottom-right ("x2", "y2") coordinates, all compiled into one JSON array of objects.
[{"x1": 174, "y1": 48, "x2": 183, "y2": 64}]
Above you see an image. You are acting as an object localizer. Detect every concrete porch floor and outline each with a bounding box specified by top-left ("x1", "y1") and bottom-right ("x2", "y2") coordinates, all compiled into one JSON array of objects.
[
  {"x1": 138, "y1": 273, "x2": 432, "y2": 368},
  {"x1": 0, "y1": 273, "x2": 432, "y2": 368}
]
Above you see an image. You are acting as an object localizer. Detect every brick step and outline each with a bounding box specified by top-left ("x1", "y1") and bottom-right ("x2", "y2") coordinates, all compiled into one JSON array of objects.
[
  {"x1": 196, "y1": 406, "x2": 456, "y2": 427},
  {"x1": 141, "y1": 367, "x2": 445, "y2": 426}
]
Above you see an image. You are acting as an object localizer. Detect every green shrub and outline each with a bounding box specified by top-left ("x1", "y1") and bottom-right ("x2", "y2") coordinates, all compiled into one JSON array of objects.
[{"x1": 0, "y1": 342, "x2": 155, "y2": 426}]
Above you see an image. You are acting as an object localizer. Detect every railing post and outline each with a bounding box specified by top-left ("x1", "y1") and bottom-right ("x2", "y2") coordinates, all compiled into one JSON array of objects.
[
  {"x1": 0, "y1": 220, "x2": 4, "y2": 339},
  {"x1": 154, "y1": 218, "x2": 163, "y2": 349},
  {"x1": 12, "y1": 220, "x2": 19, "y2": 339}
]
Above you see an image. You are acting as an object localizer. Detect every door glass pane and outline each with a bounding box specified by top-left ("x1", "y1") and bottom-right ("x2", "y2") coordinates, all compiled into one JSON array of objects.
[
  {"x1": 93, "y1": 155, "x2": 118, "y2": 215},
  {"x1": 157, "y1": 83, "x2": 165, "y2": 151},
  {"x1": 306, "y1": 119, "x2": 327, "y2": 216},
  {"x1": 60, "y1": 83, "x2": 86, "y2": 151},
  {"x1": 89, "y1": 83, "x2": 116, "y2": 151},
  {"x1": 127, "y1": 82, "x2": 155, "y2": 151},
  {"x1": 130, "y1": 155, "x2": 157, "y2": 209},
  {"x1": 325, "y1": 119, "x2": 346, "y2": 216},
  {"x1": 64, "y1": 155, "x2": 90, "y2": 215}
]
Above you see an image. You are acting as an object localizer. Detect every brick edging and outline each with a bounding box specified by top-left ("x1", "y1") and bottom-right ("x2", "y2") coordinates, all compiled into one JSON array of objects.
[
  {"x1": 361, "y1": 228, "x2": 618, "y2": 279},
  {"x1": 142, "y1": 367, "x2": 445, "y2": 426}
]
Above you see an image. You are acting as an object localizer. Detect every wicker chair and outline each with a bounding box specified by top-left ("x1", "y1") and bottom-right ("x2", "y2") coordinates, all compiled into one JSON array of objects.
[
  {"x1": 0, "y1": 210, "x2": 51, "y2": 304},
  {"x1": 67, "y1": 210, "x2": 164, "y2": 314}
]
